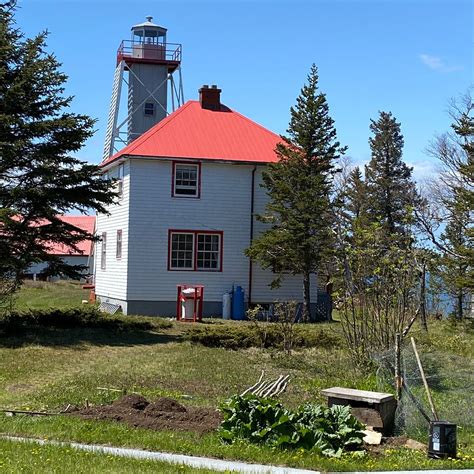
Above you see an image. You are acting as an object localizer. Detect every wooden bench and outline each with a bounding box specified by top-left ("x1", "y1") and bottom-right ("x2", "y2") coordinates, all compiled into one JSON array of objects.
[{"x1": 321, "y1": 387, "x2": 397, "y2": 435}]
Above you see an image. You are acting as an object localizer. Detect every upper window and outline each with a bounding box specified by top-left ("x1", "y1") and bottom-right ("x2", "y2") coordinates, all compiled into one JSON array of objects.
[
  {"x1": 173, "y1": 163, "x2": 200, "y2": 198},
  {"x1": 118, "y1": 163, "x2": 124, "y2": 180},
  {"x1": 117, "y1": 163, "x2": 124, "y2": 199},
  {"x1": 169, "y1": 230, "x2": 222, "y2": 271},
  {"x1": 144, "y1": 102, "x2": 155, "y2": 116}
]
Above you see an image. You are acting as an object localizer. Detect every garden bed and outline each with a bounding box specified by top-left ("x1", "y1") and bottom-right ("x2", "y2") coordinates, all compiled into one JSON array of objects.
[{"x1": 76, "y1": 394, "x2": 222, "y2": 434}]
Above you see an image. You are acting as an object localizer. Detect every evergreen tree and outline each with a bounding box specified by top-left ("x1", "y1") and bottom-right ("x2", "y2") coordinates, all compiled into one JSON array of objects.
[
  {"x1": 365, "y1": 112, "x2": 418, "y2": 238},
  {"x1": 246, "y1": 64, "x2": 346, "y2": 320},
  {"x1": 0, "y1": 2, "x2": 115, "y2": 299},
  {"x1": 439, "y1": 210, "x2": 471, "y2": 318},
  {"x1": 437, "y1": 95, "x2": 473, "y2": 318},
  {"x1": 342, "y1": 166, "x2": 369, "y2": 229}
]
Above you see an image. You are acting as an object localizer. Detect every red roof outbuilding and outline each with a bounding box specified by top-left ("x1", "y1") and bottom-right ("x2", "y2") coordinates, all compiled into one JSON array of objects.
[
  {"x1": 47, "y1": 215, "x2": 95, "y2": 256},
  {"x1": 102, "y1": 100, "x2": 283, "y2": 167}
]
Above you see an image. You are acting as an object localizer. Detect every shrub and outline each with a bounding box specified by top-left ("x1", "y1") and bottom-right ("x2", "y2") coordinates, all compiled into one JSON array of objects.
[
  {"x1": 183, "y1": 324, "x2": 339, "y2": 350},
  {"x1": 219, "y1": 395, "x2": 365, "y2": 457},
  {"x1": 0, "y1": 307, "x2": 158, "y2": 334}
]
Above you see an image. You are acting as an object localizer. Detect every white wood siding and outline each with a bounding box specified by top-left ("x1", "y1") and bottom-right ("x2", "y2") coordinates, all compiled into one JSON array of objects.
[
  {"x1": 127, "y1": 159, "x2": 254, "y2": 302},
  {"x1": 95, "y1": 161, "x2": 130, "y2": 300},
  {"x1": 125, "y1": 160, "x2": 312, "y2": 305}
]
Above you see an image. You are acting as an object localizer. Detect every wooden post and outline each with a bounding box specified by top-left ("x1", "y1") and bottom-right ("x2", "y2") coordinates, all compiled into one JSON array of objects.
[
  {"x1": 410, "y1": 337, "x2": 439, "y2": 420},
  {"x1": 395, "y1": 333, "x2": 402, "y2": 401},
  {"x1": 420, "y1": 260, "x2": 428, "y2": 332}
]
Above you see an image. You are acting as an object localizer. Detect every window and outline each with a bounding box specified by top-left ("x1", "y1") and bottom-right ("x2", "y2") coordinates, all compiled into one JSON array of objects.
[
  {"x1": 144, "y1": 102, "x2": 155, "y2": 116},
  {"x1": 116, "y1": 230, "x2": 122, "y2": 259},
  {"x1": 117, "y1": 163, "x2": 124, "y2": 199},
  {"x1": 101, "y1": 232, "x2": 107, "y2": 270},
  {"x1": 169, "y1": 230, "x2": 222, "y2": 271},
  {"x1": 173, "y1": 163, "x2": 200, "y2": 198},
  {"x1": 197, "y1": 234, "x2": 220, "y2": 270},
  {"x1": 170, "y1": 232, "x2": 194, "y2": 269}
]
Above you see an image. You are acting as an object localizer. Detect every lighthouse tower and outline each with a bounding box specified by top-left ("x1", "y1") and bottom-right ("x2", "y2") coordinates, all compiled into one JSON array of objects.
[{"x1": 103, "y1": 16, "x2": 183, "y2": 160}]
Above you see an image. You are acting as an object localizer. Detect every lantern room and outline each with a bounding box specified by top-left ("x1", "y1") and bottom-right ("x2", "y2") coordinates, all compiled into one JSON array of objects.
[
  {"x1": 131, "y1": 16, "x2": 167, "y2": 45},
  {"x1": 116, "y1": 16, "x2": 181, "y2": 69},
  {"x1": 130, "y1": 16, "x2": 167, "y2": 62}
]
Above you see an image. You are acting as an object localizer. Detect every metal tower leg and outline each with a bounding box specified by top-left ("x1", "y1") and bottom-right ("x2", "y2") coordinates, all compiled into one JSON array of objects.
[{"x1": 178, "y1": 65, "x2": 184, "y2": 106}]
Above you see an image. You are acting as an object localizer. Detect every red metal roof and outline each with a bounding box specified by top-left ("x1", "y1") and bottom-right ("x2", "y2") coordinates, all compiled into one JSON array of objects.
[
  {"x1": 27, "y1": 216, "x2": 95, "y2": 256},
  {"x1": 102, "y1": 100, "x2": 282, "y2": 166},
  {"x1": 52, "y1": 215, "x2": 95, "y2": 256},
  {"x1": 42, "y1": 216, "x2": 95, "y2": 256},
  {"x1": 7, "y1": 215, "x2": 95, "y2": 256}
]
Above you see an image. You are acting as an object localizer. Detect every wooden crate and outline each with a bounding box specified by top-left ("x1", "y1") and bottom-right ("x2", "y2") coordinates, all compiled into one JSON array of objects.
[{"x1": 321, "y1": 387, "x2": 397, "y2": 435}]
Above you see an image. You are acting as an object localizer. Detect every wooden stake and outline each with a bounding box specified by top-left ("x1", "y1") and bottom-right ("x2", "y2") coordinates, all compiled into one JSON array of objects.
[
  {"x1": 402, "y1": 307, "x2": 420, "y2": 338},
  {"x1": 410, "y1": 337, "x2": 439, "y2": 420},
  {"x1": 97, "y1": 387, "x2": 123, "y2": 392},
  {"x1": 0, "y1": 409, "x2": 58, "y2": 416},
  {"x1": 420, "y1": 260, "x2": 428, "y2": 332}
]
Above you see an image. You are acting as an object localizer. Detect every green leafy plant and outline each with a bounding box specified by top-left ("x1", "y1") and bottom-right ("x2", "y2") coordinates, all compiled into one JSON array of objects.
[{"x1": 219, "y1": 395, "x2": 365, "y2": 457}]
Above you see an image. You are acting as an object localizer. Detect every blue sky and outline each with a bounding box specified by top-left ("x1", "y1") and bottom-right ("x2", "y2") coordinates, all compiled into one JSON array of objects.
[{"x1": 18, "y1": 0, "x2": 473, "y2": 180}]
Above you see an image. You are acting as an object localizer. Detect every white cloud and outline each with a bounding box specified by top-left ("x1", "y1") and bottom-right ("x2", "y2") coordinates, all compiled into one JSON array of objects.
[
  {"x1": 407, "y1": 160, "x2": 437, "y2": 183},
  {"x1": 419, "y1": 54, "x2": 462, "y2": 73}
]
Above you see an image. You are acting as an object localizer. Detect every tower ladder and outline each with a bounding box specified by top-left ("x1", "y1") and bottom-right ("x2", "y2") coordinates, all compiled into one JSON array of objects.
[{"x1": 102, "y1": 61, "x2": 124, "y2": 161}]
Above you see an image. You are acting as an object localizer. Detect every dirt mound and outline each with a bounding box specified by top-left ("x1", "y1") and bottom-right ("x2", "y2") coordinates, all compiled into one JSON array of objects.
[
  {"x1": 113, "y1": 394, "x2": 149, "y2": 411},
  {"x1": 145, "y1": 397, "x2": 187, "y2": 414},
  {"x1": 76, "y1": 395, "x2": 221, "y2": 434}
]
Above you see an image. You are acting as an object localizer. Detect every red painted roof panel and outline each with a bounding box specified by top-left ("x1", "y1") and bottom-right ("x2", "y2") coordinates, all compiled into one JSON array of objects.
[
  {"x1": 49, "y1": 215, "x2": 95, "y2": 256},
  {"x1": 103, "y1": 101, "x2": 282, "y2": 166},
  {"x1": 32, "y1": 215, "x2": 95, "y2": 256}
]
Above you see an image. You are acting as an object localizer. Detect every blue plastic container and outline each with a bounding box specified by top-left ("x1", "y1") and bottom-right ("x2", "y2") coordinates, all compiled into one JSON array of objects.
[{"x1": 231, "y1": 285, "x2": 245, "y2": 320}]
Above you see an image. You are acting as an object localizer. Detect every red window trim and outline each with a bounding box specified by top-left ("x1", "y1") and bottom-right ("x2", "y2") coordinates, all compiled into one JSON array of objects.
[
  {"x1": 168, "y1": 229, "x2": 223, "y2": 272},
  {"x1": 171, "y1": 161, "x2": 201, "y2": 199}
]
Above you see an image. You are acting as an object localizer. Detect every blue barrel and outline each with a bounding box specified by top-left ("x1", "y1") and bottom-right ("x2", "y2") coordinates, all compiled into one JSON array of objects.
[{"x1": 231, "y1": 286, "x2": 245, "y2": 320}]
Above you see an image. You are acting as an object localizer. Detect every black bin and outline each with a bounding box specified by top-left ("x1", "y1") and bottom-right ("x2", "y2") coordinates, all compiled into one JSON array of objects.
[{"x1": 428, "y1": 421, "x2": 456, "y2": 459}]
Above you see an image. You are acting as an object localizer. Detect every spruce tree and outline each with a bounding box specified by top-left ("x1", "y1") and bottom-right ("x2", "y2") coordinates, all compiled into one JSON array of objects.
[
  {"x1": 343, "y1": 166, "x2": 369, "y2": 226},
  {"x1": 246, "y1": 64, "x2": 346, "y2": 321},
  {"x1": 365, "y1": 112, "x2": 418, "y2": 238},
  {"x1": 437, "y1": 95, "x2": 473, "y2": 318},
  {"x1": 439, "y1": 210, "x2": 471, "y2": 318},
  {"x1": 0, "y1": 2, "x2": 115, "y2": 299}
]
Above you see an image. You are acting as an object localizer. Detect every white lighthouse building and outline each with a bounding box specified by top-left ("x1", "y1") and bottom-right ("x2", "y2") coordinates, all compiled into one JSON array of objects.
[{"x1": 95, "y1": 18, "x2": 330, "y2": 320}]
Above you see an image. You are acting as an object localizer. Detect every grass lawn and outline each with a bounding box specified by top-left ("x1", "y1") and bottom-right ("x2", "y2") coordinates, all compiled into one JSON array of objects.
[
  {"x1": 13, "y1": 280, "x2": 90, "y2": 310},
  {"x1": 0, "y1": 281, "x2": 473, "y2": 471},
  {"x1": 0, "y1": 438, "x2": 218, "y2": 473}
]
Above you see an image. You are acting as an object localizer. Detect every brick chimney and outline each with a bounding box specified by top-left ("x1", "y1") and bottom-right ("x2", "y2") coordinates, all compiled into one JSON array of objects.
[{"x1": 199, "y1": 84, "x2": 222, "y2": 110}]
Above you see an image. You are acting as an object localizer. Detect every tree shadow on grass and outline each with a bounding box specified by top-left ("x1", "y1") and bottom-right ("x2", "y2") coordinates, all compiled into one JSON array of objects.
[{"x1": 0, "y1": 327, "x2": 182, "y2": 349}]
